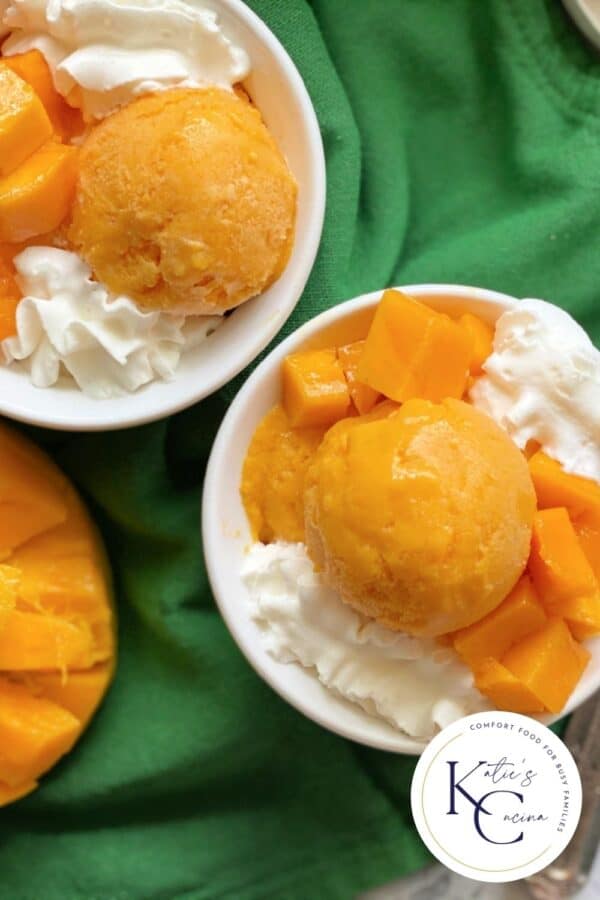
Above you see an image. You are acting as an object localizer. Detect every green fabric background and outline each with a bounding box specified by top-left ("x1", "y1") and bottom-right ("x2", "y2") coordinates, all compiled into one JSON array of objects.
[{"x1": 2, "y1": 1, "x2": 600, "y2": 897}]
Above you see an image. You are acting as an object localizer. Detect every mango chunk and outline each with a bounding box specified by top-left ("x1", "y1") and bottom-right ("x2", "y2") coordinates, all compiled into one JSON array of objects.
[
  {"x1": 502, "y1": 618, "x2": 590, "y2": 714},
  {"x1": 529, "y1": 508, "x2": 600, "y2": 639},
  {"x1": 0, "y1": 678, "x2": 80, "y2": 786},
  {"x1": 19, "y1": 664, "x2": 113, "y2": 728},
  {"x1": 0, "y1": 51, "x2": 84, "y2": 140},
  {"x1": 473, "y1": 658, "x2": 545, "y2": 713},
  {"x1": 357, "y1": 290, "x2": 471, "y2": 403},
  {"x1": 282, "y1": 348, "x2": 350, "y2": 428},
  {"x1": 529, "y1": 451, "x2": 600, "y2": 529},
  {"x1": 0, "y1": 244, "x2": 20, "y2": 338},
  {"x1": 0, "y1": 140, "x2": 79, "y2": 242},
  {"x1": 575, "y1": 524, "x2": 600, "y2": 582},
  {"x1": 0, "y1": 67, "x2": 53, "y2": 177},
  {"x1": 0, "y1": 610, "x2": 100, "y2": 671},
  {"x1": 459, "y1": 313, "x2": 494, "y2": 375},
  {"x1": 453, "y1": 575, "x2": 547, "y2": 666},
  {"x1": 0, "y1": 779, "x2": 37, "y2": 807},
  {"x1": 337, "y1": 341, "x2": 381, "y2": 414}
]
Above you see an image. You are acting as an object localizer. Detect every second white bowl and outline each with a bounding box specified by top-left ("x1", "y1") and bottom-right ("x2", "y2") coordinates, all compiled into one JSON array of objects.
[{"x1": 203, "y1": 284, "x2": 600, "y2": 754}]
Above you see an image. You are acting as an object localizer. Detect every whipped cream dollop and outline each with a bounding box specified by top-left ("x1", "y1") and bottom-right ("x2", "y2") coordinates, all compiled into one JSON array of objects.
[
  {"x1": 0, "y1": 0, "x2": 250, "y2": 119},
  {"x1": 2, "y1": 247, "x2": 220, "y2": 398},
  {"x1": 243, "y1": 542, "x2": 488, "y2": 740},
  {"x1": 471, "y1": 299, "x2": 600, "y2": 484}
]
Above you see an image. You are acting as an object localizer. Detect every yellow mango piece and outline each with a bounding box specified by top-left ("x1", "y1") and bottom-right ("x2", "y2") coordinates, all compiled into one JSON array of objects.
[
  {"x1": 473, "y1": 658, "x2": 545, "y2": 713},
  {"x1": 0, "y1": 246, "x2": 20, "y2": 340},
  {"x1": 13, "y1": 536, "x2": 112, "y2": 623},
  {"x1": 453, "y1": 575, "x2": 547, "y2": 666},
  {"x1": 357, "y1": 290, "x2": 471, "y2": 403},
  {"x1": 8, "y1": 481, "x2": 115, "y2": 657},
  {"x1": 575, "y1": 524, "x2": 600, "y2": 582},
  {"x1": 0, "y1": 423, "x2": 115, "y2": 805},
  {"x1": 0, "y1": 610, "x2": 101, "y2": 671},
  {"x1": 1, "y1": 51, "x2": 84, "y2": 141},
  {"x1": 502, "y1": 618, "x2": 590, "y2": 714},
  {"x1": 21, "y1": 664, "x2": 113, "y2": 728},
  {"x1": 0, "y1": 779, "x2": 37, "y2": 806},
  {"x1": 282, "y1": 348, "x2": 350, "y2": 428},
  {"x1": 241, "y1": 404, "x2": 326, "y2": 543},
  {"x1": 0, "y1": 678, "x2": 80, "y2": 786},
  {"x1": 0, "y1": 140, "x2": 79, "y2": 242},
  {"x1": 459, "y1": 312, "x2": 495, "y2": 375},
  {"x1": 529, "y1": 508, "x2": 600, "y2": 639},
  {"x1": 0, "y1": 565, "x2": 19, "y2": 632},
  {"x1": 529, "y1": 451, "x2": 600, "y2": 529},
  {"x1": 337, "y1": 341, "x2": 381, "y2": 415},
  {"x1": 0, "y1": 422, "x2": 67, "y2": 559},
  {"x1": 0, "y1": 67, "x2": 53, "y2": 177}
]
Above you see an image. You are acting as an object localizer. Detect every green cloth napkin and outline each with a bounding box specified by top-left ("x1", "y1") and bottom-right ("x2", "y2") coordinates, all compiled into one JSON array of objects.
[{"x1": 2, "y1": 1, "x2": 599, "y2": 897}]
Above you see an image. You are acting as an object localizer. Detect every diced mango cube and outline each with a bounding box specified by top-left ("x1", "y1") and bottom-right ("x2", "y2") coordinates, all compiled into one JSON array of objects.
[
  {"x1": 459, "y1": 312, "x2": 495, "y2": 375},
  {"x1": 575, "y1": 524, "x2": 600, "y2": 582},
  {"x1": 473, "y1": 658, "x2": 545, "y2": 713},
  {"x1": 453, "y1": 576, "x2": 547, "y2": 666},
  {"x1": 0, "y1": 678, "x2": 80, "y2": 786},
  {"x1": 529, "y1": 451, "x2": 600, "y2": 529},
  {"x1": 0, "y1": 610, "x2": 100, "y2": 671},
  {"x1": 0, "y1": 67, "x2": 53, "y2": 177},
  {"x1": 0, "y1": 247, "x2": 20, "y2": 340},
  {"x1": 529, "y1": 508, "x2": 600, "y2": 639},
  {"x1": 357, "y1": 290, "x2": 471, "y2": 403},
  {"x1": 0, "y1": 141, "x2": 79, "y2": 242},
  {"x1": 337, "y1": 341, "x2": 381, "y2": 415},
  {"x1": 0, "y1": 51, "x2": 84, "y2": 141},
  {"x1": 502, "y1": 618, "x2": 590, "y2": 714},
  {"x1": 22, "y1": 664, "x2": 113, "y2": 728},
  {"x1": 282, "y1": 348, "x2": 350, "y2": 428}
]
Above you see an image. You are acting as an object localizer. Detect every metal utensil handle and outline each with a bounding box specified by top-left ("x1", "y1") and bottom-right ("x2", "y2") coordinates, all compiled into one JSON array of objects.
[{"x1": 527, "y1": 692, "x2": 600, "y2": 899}]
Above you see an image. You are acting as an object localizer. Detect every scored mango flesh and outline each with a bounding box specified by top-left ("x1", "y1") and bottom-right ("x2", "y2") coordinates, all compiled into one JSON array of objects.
[
  {"x1": 0, "y1": 422, "x2": 115, "y2": 806},
  {"x1": 241, "y1": 290, "x2": 600, "y2": 716}
]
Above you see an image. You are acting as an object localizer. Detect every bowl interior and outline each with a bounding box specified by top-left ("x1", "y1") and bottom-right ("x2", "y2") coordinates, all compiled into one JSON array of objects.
[
  {"x1": 203, "y1": 284, "x2": 600, "y2": 755},
  {"x1": 0, "y1": 0, "x2": 325, "y2": 431}
]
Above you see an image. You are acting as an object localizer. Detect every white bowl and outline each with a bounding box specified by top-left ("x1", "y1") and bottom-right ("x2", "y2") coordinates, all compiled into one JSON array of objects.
[
  {"x1": 203, "y1": 284, "x2": 600, "y2": 755},
  {"x1": 0, "y1": 0, "x2": 326, "y2": 431}
]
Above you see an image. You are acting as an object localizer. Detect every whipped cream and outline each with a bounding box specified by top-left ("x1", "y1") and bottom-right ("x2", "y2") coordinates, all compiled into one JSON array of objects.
[
  {"x1": 243, "y1": 542, "x2": 488, "y2": 740},
  {"x1": 1, "y1": 0, "x2": 250, "y2": 119},
  {"x1": 2, "y1": 247, "x2": 220, "y2": 398},
  {"x1": 471, "y1": 299, "x2": 600, "y2": 484}
]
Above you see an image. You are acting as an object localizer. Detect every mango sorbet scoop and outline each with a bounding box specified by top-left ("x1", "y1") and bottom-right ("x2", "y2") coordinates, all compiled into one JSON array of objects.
[
  {"x1": 70, "y1": 87, "x2": 297, "y2": 316},
  {"x1": 304, "y1": 398, "x2": 536, "y2": 637}
]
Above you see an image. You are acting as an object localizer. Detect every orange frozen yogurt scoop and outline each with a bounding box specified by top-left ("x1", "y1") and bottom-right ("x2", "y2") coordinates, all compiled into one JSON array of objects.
[
  {"x1": 303, "y1": 398, "x2": 536, "y2": 636},
  {"x1": 70, "y1": 87, "x2": 297, "y2": 315}
]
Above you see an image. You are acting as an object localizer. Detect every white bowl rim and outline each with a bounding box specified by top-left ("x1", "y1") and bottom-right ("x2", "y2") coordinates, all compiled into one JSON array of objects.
[
  {"x1": 203, "y1": 283, "x2": 600, "y2": 755},
  {"x1": 0, "y1": 0, "x2": 326, "y2": 432}
]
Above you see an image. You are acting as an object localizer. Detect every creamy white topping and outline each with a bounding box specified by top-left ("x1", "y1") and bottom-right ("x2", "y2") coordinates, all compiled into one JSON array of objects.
[
  {"x1": 471, "y1": 299, "x2": 600, "y2": 484},
  {"x1": 242, "y1": 542, "x2": 488, "y2": 740},
  {"x1": 2, "y1": 247, "x2": 220, "y2": 398},
  {"x1": 1, "y1": 0, "x2": 250, "y2": 119}
]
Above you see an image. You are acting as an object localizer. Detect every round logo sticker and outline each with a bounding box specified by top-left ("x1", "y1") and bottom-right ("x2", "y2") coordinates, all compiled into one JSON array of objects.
[{"x1": 411, "y1": 711, "x2": 582, "y2": 883}]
